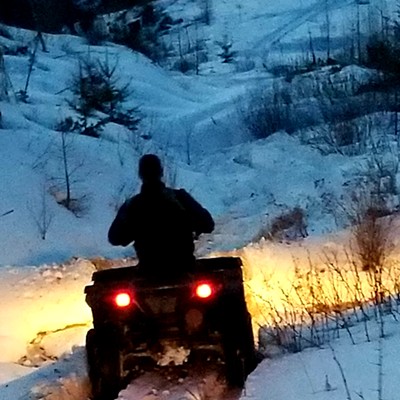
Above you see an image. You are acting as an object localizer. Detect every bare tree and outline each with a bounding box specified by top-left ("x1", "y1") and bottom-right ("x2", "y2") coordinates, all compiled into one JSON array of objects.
[
  {"x1": 394, "y1": 89, "x2": 399, "y2": 140},
  {"x1": 0, "y1": 46, "x2": 11, "y2": 101},
  {"x1": 194, "y1": 22, "x2": 201, "y2": 75},
  {"x1": 19, "y1": 34, "x2": 40, "y2": 101},
  {"x1": 28, "y1": 182, "x2": 54, "y2": 240},
  {"x1": 200, "y1": 0, "x2": 212, "y2": 25},
  {"x1": 324, "y1": 0, "x2": 331, "y2": 60},
  {"x1": 308, "y1": 28, "x2": 316, "y2": 66},
  {"x1": 61, "y1": 130, "x2": 72, "y2": 209},
  {"x1": 356, "y1": 3, "x2": 362, "y2": 62},
  {"x1": 52, "y1": 119, "x2": 86, "y2": 215}
]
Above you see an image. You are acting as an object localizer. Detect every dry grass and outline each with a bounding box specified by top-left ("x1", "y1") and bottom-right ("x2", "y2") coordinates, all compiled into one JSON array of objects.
[
  {"x1": 254, "y1": 206, "x2": 308, "y2": 243},
  {"x1": 240, "y1": 191, "x2": 400, "y2": 353}
]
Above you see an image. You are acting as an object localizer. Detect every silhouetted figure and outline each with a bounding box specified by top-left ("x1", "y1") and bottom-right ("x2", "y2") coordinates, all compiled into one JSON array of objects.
[{"x1": 108, "y1": 154, "x2": 214, "y2": 275}]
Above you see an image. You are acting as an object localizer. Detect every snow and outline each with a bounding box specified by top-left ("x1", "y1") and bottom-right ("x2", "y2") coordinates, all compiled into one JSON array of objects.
[
  {"x1": 1, "y1": 0, "x2": 400, "y2": 399},
  {"x1": 244, "y1": 317, "x2": 400, "y2": 400}
]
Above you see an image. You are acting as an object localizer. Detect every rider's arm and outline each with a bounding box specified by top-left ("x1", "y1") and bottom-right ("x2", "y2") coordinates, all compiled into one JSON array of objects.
[
  {"x1": 108, "y1": 199, "x2": 137, "y2": 246},
  {"x1": 176, "y1": 189, "x2": 215, "y2": 235}
]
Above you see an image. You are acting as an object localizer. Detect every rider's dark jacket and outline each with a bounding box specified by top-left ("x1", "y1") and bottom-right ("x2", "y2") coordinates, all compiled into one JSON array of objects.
[{"x1": 108, "y1": 181, "x2": 214, "y2": 274}]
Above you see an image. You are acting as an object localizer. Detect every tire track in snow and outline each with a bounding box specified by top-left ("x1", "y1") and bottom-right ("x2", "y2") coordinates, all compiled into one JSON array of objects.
[{"x1": 252, "y1": 0, "x2": 356, "y2": 51}]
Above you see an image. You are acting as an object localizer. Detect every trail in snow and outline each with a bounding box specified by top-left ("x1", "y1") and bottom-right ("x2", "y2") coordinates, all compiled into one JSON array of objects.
[
  {"x1": 119, "y1": 360, "x2": 243, "y2": 400},
  {"x1": 252, "y1": 0, "x2": 356, "y2": 51}
]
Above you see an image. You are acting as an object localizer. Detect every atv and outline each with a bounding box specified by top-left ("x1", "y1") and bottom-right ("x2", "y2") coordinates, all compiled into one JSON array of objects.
[{"x1": 84, "y1": 257, "x2": 257, "y2": 400}]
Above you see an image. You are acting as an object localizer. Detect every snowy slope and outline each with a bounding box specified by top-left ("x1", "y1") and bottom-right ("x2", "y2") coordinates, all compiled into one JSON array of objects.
[{"x1": 1, "y1": 0, "x2": 400, "y2": 399}]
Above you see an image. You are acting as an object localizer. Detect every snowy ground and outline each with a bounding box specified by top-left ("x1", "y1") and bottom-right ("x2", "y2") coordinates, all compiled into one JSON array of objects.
[
  {"x1": 1, "y1": 0, "x2": 400, "y2": 399},
  {"x1": 244, "y1": 314, "x2": 400, "y2": 400}
]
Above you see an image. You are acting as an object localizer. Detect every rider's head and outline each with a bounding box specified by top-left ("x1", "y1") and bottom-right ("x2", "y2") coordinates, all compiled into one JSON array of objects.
[{"x1": 138, "y1": 154, "x2": 163, "y2": 183}]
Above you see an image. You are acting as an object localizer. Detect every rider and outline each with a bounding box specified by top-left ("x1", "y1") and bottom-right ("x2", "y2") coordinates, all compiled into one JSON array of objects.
[{"x1": 108, "y1": 154, "x2": 214, "y2": 275}]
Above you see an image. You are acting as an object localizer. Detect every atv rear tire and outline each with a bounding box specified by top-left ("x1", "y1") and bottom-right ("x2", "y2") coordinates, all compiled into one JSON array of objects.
[
  {"x1": 221, "y1": 302, "x2": 257, "y2": 387},
  {"x1": 86, "y1": 328, "x2": 122, "y2": 400}
]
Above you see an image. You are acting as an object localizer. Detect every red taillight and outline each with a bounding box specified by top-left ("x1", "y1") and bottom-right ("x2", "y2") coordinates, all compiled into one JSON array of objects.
[
  {"x1": 195, "y1": 283, "x2": 214, "y2": 299},
  {"x1": 114, "y1": 292, "x2": 132, "y2": 308}
]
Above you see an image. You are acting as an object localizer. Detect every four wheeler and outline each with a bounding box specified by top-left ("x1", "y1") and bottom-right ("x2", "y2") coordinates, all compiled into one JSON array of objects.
[{"x1": 84, "y1": 257, "x2": 257, "y2": 400}]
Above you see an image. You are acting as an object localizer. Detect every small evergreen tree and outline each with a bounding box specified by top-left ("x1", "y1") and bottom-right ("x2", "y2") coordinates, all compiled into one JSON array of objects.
[
  {"x1": 69, "y1": 55, "x2": 140, "y2": 138},
  {"x1": 217, "y1": 35, "x2": 236, "y2": 63}
]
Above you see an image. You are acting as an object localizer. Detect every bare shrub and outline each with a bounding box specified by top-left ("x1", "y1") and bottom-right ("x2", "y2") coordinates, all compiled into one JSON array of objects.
[
  {"x1": 255, "y1": 207, "x2": 308, "y2": 242},
  {"x1": 346, "y1": 190, "x2": 394, "y2": 310},
  {"x1": 242, "y1": 60, "x2": 394, "y2": 140},
  {"x1": 320, "y1": 120, "x2": 363, "y2": 156},
  {"x1": 333, "y1": 183, "x2": 396, "y2": 314},
  {"x1": 172, "y1": 57, "x2": 196, "y2": 73},
  {"x1": 234, "y1": 57, "x2": 255, "y2": 73},
  {"x1": 55, "y1": 193, "x2": 89, "y2": 217},
  {"x1": 107, "y1": 4, "x2": 171, "y2": 63},
  {"x1": 250, "y1": 193, "x2": 399, "y2": 356},
  {"x1": 254, "y1": 245, "x2": 398, "y2": 357},
  {"x1": 314, "y1": 74, "x2": 380, "y2": 127},
  {"x1": 270, "y1": 207, "x2": 308, "y2": 242},
  {"x1": 264, "y1": 56, "x2": 330, "y2": 80},
  {"x1": 240, "y1": 82, "x2": 297, "y2": 138},
  {"x1": 352, "y1": 204, "x2": 392, "y2": 272},
  {"x1": 240, "y1": 67, "x2": 370, "y2": 140},
  {"x1": 365, "y1": 142, "x2": 399, "y2": 199}
]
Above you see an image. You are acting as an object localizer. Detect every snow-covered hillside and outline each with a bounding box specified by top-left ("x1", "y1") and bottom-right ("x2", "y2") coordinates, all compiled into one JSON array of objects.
[{"x1": 1, "y1": 0, "x2": 400, "y2": 399}]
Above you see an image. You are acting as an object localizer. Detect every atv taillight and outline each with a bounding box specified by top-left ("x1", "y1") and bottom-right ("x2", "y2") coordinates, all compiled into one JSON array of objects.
[
  {"x1": 114, "y1": 292, "x2": 132, "y2": 308},
  {"x1": 195, "y1": 283, "x2": 214, "y2": 299}
]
